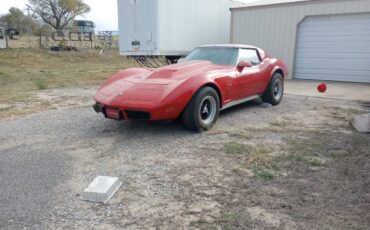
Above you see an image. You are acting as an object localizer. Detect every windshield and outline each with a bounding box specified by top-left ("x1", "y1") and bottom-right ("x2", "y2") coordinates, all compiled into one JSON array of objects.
[{"x1": 185, "y1": 47, "x2": 238, "y2": 66}]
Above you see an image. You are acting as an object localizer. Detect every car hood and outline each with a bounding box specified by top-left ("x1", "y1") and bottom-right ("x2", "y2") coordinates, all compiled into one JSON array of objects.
[
  {"x1": 123, "y1": 60, "x2": 229, "y2": 85},
  {"x1": 95, "y1": 61, "x2": 232, "y2": 107}
]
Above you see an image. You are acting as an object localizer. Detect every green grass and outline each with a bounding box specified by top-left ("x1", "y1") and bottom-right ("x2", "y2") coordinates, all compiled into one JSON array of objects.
[
  {"x1": 224, "y1": 142, "x2": 251, "y2": 155},
  {"x1": 33, "y1": 78, "x2": 48, "y2": 90},
  {"x1": 224, "y1": 143, "x2": 277, "y2": 180},
  {"x1": 307, "y1": 158, "x2": 323, "y2": 167},
  {"x1": 0, "y1": 106, "x2": 13, "y2": 112},
  {"x1": 190, "y1": 218, "x2": 209, "y2": 226},
  {"x1": 253, "y1": 168, "x2": 275, "y2": 180}
]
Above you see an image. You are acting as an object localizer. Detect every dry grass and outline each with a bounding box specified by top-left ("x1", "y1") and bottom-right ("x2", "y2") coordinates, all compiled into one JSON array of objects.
[
  {"x1": 0, "y1": 49, "x2": 138, "y2": 107},
  {"x1": 225, "y1": 135, "x2": 333, "y2": 181},
  {"x1": 269, "y1": 119, "x2": 290, "y2": 127}
]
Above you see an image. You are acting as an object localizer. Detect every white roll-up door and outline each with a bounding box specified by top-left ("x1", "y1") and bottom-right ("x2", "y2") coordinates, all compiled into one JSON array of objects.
[{"x1": 295, "y1": 14, "x2": 370, "y2": 83}]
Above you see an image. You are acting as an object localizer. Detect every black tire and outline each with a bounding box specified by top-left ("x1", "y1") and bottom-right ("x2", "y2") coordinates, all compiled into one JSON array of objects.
[
  {"x1": 182, "y1": 87, "x2": 220, "y2": 132},
  {"x1": 262, "y1": 73, "x2": 284, "y2": 106}
]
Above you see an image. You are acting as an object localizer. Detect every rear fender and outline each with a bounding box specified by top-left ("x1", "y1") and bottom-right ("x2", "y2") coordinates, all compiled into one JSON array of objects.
[{"x1": 270, "y1": 61, "x2": 289, "y2": 79}]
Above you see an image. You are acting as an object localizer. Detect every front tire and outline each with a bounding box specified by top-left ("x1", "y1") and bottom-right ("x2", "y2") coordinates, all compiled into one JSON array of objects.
[
  {"x1": 182, "y1": 87, "x2": 220, "y2": 132},
  {"x1": 262, "y1": 73, "x2": 284, "y2": 106}
]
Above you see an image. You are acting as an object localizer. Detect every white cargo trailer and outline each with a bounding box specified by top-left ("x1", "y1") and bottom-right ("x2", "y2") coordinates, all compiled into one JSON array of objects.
[{"x1": 117, "y1": 0, "x2": 243, "y2": 62}]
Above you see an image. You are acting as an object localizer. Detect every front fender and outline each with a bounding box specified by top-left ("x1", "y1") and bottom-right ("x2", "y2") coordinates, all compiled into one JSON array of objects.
[{"x1": 155, "y1": 76, "x2": 224, "y2": 119}]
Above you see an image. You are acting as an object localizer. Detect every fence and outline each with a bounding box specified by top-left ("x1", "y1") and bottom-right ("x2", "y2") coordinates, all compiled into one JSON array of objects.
[{"x1": 5, "y1": 30, "x2": 119, "y2": 49}]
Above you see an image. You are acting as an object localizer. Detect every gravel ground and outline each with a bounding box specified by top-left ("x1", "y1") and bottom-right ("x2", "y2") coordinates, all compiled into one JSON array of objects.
[{"x1": 0, "y1": 95, "x2": 369, "y2": 229}]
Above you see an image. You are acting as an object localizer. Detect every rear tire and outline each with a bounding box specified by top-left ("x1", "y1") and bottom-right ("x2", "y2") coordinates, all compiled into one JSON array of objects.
[
  {"x1": 182, "y1": 87, "x2": 220, "y2": 132},
  {"x1": 262, "y1": 73, "x2": 284, "y2": 106}
]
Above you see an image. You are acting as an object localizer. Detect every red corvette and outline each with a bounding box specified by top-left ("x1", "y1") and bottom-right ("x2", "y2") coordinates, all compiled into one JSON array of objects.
[{"x1": 94, "y1": 44, "x2": 288, "y2": 131}]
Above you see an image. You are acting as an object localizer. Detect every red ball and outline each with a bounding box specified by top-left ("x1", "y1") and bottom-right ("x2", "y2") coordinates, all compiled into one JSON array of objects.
[{"x1": 317, "y1": 83, "x2": 327, "y2": 93}]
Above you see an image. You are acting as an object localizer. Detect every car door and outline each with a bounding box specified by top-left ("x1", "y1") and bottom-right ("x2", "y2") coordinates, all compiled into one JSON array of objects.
[{"x1": 234, "y1": 48, "x2": 262, "y2": 99}]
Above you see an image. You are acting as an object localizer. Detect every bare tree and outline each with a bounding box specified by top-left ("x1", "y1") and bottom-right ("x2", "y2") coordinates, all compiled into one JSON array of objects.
[{"x1": 27, "y1": 0, "x2": 91, "y2": 31}]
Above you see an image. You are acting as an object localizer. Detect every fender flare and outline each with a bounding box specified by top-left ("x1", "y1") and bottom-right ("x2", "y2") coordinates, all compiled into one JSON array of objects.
[
  {"x1": 270, "y1": 66, "x2": 285, "y2": 79},
  {"x1": 195, "y1": 81, "x2": 224, "y2": 108}
]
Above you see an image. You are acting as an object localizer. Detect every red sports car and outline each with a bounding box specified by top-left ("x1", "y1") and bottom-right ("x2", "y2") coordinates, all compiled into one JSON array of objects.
[{"x1": 93, "y1": 44, "x2": 288, "y2": 131}]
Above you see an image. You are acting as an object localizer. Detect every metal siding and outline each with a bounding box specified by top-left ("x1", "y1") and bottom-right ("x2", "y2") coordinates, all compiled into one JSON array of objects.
[
  {"x1": 295, "y1": 14, "x2": 370, "y2": 83},
  {"x1": 231, "y1": 0, "x2": 370, "y2": 80}
]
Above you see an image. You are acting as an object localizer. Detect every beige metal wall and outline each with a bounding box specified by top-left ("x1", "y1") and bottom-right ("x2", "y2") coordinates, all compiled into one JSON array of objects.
[{"x1": 230, "y1": 0, "x2": 370, "y2": 78}]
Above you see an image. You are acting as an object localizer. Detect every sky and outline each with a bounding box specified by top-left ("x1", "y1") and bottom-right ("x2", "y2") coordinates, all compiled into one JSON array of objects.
[{"x1": 0, "y1": 0, "x2": 256, "y2": 31}]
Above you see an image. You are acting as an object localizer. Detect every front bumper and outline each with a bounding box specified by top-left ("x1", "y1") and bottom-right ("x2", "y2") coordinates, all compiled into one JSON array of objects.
[
  {"x1": 93, "y1": 103, "x2": 151, "y2": 121},
  {"x1": 93, "y1": 103, "x2": 104, "y2": 113}
]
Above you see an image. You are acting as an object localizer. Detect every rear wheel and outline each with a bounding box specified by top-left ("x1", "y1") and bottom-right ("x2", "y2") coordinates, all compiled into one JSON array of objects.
[
  {"x1": 182, "y1": 87, "x2": 220, "y2": 132},
  {"x1": 262, "y1": 73, "x2": 284, "y2": 106}
]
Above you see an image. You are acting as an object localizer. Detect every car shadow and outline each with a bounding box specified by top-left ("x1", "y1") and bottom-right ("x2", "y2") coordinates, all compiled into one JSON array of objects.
[
  {"x1": 98, "y1": 118, "x2": 195, "y2": 138},
  {"x1": 110, "y1": 101, "x2": 261, "y2": 135},
  {"x1": 95, "y1": 100, "x2": 263, "y2": 136},
  {"x1": 88, "y1": 100, "x2": 262, "y2": 138}
]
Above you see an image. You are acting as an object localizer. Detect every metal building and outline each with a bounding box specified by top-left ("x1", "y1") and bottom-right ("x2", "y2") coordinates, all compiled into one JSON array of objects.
[{"x1": 230, "y1": 0, "x2": 370, "y2": 83}]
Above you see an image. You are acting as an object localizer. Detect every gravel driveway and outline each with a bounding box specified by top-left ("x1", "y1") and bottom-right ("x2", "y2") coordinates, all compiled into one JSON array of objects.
[{"x1": 0, "y1": 95, "x2": 369, "y2": 229}]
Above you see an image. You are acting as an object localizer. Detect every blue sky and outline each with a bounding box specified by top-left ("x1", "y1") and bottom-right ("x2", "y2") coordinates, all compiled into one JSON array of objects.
[{"x1": 0, "y1": 0, "x2": 255, "y2": 31}]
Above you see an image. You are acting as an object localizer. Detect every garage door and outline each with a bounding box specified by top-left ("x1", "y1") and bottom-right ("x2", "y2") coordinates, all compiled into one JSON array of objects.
[{"x1": 295, "y1": 14, "x2": 370, "y2": 83}]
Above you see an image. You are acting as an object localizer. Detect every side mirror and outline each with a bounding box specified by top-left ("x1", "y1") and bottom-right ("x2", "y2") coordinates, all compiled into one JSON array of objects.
[{"x1": 237, "y1": 61, "x2": 252, "y2": 73}]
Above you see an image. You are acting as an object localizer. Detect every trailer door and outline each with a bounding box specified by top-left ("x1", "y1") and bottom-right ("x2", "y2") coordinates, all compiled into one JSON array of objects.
[{"x1": 118, "y1": 0, "x2": 158, "y2": 55}]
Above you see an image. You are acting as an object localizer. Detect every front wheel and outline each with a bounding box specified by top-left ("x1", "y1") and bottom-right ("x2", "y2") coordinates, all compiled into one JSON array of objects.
[
  {"x1": 182, "y1": 87, "x2": 220, "y2": 132},
  {"x1": 262, "y1": 73, "x2": 284, "y2": 106}
]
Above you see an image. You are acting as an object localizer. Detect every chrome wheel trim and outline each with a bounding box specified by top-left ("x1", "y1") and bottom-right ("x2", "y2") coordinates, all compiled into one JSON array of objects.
[
  {"x1": 199, "y1": 96, "x2": 217, "y2": 125},
  {"x1": 273, "y1": 79, "x2": 283, "y2": 101}
]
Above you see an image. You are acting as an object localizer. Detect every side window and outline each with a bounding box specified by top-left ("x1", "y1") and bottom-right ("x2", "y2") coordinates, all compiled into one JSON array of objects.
[{"x1": 238, "y1": 49, "x2": 260, "y2": 66}]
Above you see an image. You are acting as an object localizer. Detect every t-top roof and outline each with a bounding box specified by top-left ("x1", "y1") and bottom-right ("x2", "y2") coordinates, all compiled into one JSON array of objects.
[
  {"x1": 198, "y1": 44, "x2": 260, "y2": 49},
  {"x1": 197, "y1": 44, "x2": 267, "y2": 59}
]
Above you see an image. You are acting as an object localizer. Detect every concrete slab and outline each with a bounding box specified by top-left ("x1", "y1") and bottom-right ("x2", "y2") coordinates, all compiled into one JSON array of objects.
[
  {"x1": 352, "y1": 113, "x2": 370, "y2": 133},
  {"x1": 285, "y1": 80, "x2": 370, "y2": 101},
  {"x1": 81, "y1": 176, "x2": 122, "y2": 204}
]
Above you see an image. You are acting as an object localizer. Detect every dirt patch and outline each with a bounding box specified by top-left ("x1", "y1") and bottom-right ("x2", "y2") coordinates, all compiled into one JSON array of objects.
[
  {"x1": 0, "y1": 86, "x2": 96, "y2": 120},
  {"x1": 246, "y1": 206, "x2": 295, "y2": 228}
]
